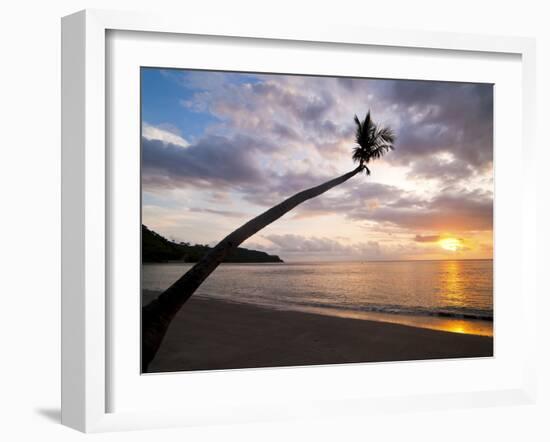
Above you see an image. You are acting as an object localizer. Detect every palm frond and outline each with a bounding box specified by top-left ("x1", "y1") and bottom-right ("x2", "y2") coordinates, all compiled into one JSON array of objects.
[
  {"x1": 351, "y1": 110, "x2": 395, "y2": 172},
  {"x1": 375, "y1": 126, "x2": 396, "y2": 145},
  {"x1": 369, "y1": 143, "x2": 393, "y2": 160},
  {"x1": 354, "y1": 114, "x2": 365, "y2": 147},
  {"x1": 353, "y1": 114, "x2": 361, "y2": 132}
]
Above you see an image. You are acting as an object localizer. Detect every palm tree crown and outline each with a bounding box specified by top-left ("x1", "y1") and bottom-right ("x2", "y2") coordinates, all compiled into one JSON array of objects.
[{"x1": 352, "y1": 111, "x2": 395, "y2": 175}]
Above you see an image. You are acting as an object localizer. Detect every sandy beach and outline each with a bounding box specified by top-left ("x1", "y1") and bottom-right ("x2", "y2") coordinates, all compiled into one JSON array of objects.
[{"x1": 144, "y1": 292, "x2": 493, "y2": 373}]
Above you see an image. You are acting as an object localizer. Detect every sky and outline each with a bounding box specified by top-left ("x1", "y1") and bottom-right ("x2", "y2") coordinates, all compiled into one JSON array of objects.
[{"x1": 141, "y1": 68, "x2": 493, "y2": 262}]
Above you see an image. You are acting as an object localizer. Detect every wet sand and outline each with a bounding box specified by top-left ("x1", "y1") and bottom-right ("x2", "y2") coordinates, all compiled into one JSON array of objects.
[{"x1": 144, "y1": 293, "x2": 493, "y2": 373}]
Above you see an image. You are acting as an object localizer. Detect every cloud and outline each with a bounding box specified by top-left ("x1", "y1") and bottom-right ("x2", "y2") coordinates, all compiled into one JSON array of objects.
[
  {"x1": 142, "y1": 70, "x2": 494, "y2": 258},
  {"x1": 188, "y1": 207, "x2": 246, "y2": 218},
  {"x1": 355, "y1": 188, "x2": 493, "y2": 232},
  {"x1": 378, "y1": 81, "x2": 493, "y2": 171},
  {"x1": 289, "y1": 182, "x2": 404, "y2": 217},
  {"x1": 177, "y1": 74, "x2": 357, "y2": 157},
  {"x1": 414, "y1": 234, "x2": 441, "y2": 243},
  {"x1": 406, "y1": 151, "x2": 472, "y2": 179},
  {"x1": 261, "y1": 234, "x2": 382, "y2": 258},
  {"x1": 143, "y1": 120, "x2": 493, "y2": 234},
  {"x1": 142, "y1": 122, "x2": 190, "y2": 147},
  {"x1": 177, "y1": 74, "x2": 492, "y2": 184},
  {"x1": 291, "y1": 182, "x2": 493, "y2": 233},
  {"x1": 141, "y1": 135, "x2": 267, "y2": 189}
]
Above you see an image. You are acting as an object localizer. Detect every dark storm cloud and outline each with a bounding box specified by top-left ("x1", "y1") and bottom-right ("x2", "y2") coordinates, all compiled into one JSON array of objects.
[
  {"x1": 379, "y1": 80, "x2": 493, "y2": 174},
  {"x1": 141, "y1": 135, "x2": 266, "y2": 189}
]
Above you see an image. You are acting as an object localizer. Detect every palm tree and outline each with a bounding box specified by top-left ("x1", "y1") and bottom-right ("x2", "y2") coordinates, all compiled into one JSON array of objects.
[{"x1": 142, "y1": 111, "x2": 395, "y2": 371}]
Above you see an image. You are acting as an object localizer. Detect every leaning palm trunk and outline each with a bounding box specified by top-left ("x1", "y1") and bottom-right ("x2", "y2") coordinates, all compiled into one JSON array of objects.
[{"x1": 142, "y1": 164, "x2": 365, "y2": 371}]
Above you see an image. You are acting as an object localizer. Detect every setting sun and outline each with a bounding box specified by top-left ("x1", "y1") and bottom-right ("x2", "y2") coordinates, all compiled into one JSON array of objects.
[{"x1": 439, "y1": 237, "x2": 462, "y2": 252}]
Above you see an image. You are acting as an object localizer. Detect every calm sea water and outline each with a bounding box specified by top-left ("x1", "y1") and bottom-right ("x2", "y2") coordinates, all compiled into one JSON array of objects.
[{"x1": 142, "y1": 260, "x2": 493, "y2": 336}]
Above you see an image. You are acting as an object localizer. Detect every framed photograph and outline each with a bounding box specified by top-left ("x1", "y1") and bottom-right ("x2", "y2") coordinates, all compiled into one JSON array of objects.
[{"x1": 61, "y1": 9, "x2": 537, "y2": 432}]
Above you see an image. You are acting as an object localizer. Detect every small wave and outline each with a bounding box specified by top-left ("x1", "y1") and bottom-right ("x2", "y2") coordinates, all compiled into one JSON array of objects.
[{"x1": 287, "y1": 300, "x2": 493, "y2": 322}]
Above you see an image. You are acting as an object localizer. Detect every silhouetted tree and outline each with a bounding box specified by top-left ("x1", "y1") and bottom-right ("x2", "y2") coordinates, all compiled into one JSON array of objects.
[{"x1": 142, "y1": 111, "x2": 395, "y2": 371}]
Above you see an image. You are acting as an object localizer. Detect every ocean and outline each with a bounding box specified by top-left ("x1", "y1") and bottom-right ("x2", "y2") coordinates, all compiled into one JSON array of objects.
[{"x1": 142, "y1": 259, "x2": 493, "y2": 336}]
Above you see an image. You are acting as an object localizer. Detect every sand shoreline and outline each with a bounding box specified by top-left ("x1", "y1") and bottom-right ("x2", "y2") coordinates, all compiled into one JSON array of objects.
[{"x1": 144, "y1": 293, "x2": 493, "y2": 373}]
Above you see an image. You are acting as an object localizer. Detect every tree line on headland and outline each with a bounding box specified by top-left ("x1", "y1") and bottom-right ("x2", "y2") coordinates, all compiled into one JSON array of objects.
[{"x1": 142, "y1": 224, "x2": 284, "y2": 264}]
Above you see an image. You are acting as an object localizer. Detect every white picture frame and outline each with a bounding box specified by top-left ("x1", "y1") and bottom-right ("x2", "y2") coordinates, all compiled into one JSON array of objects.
[{"x1": 61, "y1": 9, "x2": 537, "y2": 433}]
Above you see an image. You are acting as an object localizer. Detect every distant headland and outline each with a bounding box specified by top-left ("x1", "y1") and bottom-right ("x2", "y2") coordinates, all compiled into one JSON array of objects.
[{"x1": 142, "y1": 225, "x2": 284, "y2": 264}]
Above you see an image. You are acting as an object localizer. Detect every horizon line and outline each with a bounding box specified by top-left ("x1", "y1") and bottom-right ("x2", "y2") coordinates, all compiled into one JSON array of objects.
[
  {"x1": 159, "y1": 257, "x2": 494, "y2": 265},
  {"x1": 270, "y1": 257, "x2": 493, "y2": 263}
]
